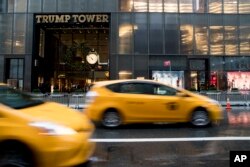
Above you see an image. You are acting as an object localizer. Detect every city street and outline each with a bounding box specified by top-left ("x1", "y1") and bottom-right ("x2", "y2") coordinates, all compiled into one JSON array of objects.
[{"x1": 87, "y1": 107, "x2": 250, "y2": 167}]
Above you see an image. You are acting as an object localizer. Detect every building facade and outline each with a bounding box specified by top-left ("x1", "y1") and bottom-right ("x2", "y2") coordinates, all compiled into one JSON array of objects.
[{"x1": 0, "y1": 0, "x2": 250, "y2": 92}]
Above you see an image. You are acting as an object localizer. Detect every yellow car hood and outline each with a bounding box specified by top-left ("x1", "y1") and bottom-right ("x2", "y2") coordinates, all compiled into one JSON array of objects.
[{"x1": 19, "y1": 102, "x2": 93, "y2": 131}]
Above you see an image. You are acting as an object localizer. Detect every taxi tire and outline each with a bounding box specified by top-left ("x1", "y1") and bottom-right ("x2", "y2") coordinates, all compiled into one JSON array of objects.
[
  {"x1": 191, "y1": 110, "x2": 210, "y2": 127},
  {"x1": 0, "y1": 144, "x2": 34, "y2": 167},
  {"x1": 102, "y1": 111, "x2": 121, "y2": 128}
]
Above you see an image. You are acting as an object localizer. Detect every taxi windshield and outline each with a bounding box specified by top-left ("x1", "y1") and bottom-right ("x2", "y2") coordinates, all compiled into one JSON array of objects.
[{"x1": 0, "y1": 86, "x2": 44, "y2": 109}]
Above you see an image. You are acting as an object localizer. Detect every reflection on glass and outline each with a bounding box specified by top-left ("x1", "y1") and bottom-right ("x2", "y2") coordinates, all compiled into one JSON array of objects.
[
  {"x1": 224, "y1": 26, "x2": 238, "y2": 55},
  {"x1": 209, "y1": 26, "x2": 223, "y2": 55},
  {"x1": 164, "y1": 0, "x2": 178, "y2": 12},
  {"x1": 209, "y1": 0, "x2": 222, "y2": 13},
  {"x1": 28, "y1": 0, "x2": 41, "y2": 12},
  {"x1": 195, "y1": 26, "x2": 208, "y2": 55},
  {"x1": 0, "y1": 14, "x2": 12, "y2": 53},
  {"x1": 239, "y1": 26, "x2": 250, "y2": 55},
  {"x1": 15, "y1": 0, "x2": 27, "y2": 12},
  {"x1": 239, "y1": 0, "x2": 250, "y2": 13},
  {"x1": 134, "y1": 0, "x2": 148, "y2": 12},
  {"x1": 119, "y1": 0, "x2": 133, "y2": 11},
  {"x1": 118, "y1": 23, "x2": 133, "y2": 54},
  {"x1": 58, "y1": 0, "x2": 72, "y2": 12},
  {"x1": 180, "y1": 25, "x2": 193, "y2": 54},
  {"x1": 194, "y1": 0, "x2": 206, "y2": 13},
  {"x1": 224, "y1": 0, "x2": 237, "y2": 13},
  {"x1": 149, "y1": 0, "x2": 163, "y2": 12},
  {"x1": 13, "y1": 14, "x2": 26, "y2": 54},
  {"x1": 134, "y1": 14, "x2": 148, "y2": 54},
  {"x1": 149, "y1": 14, "x2": 163, "y2": 54},
  {"x1": 179, "y1": 0, "x2": 193, "y2": 13}
]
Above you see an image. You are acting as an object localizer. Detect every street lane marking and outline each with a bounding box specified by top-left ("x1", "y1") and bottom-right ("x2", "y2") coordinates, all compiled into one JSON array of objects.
[{"x1": 90, "y1": 136, "x2": 250, "y2": 143}]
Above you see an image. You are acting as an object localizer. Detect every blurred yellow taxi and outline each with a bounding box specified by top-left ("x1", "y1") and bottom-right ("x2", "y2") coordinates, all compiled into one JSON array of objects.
[
  {"x1": 85, "y1": 79, "x2": 223, "y2": 128},
  {"x1": 0, "y1": 83, "x2": 95, "y2": 167}
]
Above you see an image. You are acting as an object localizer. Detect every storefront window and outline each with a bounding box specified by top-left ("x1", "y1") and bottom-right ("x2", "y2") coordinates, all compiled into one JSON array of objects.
[
  {"x1": 208, "y1": 0, "x2": 222, "y2": 13},
  {"x1": 0, "y1": 14, "x2": 12, "y2": 54},
  {"x1": 179, "y1": 0, "x2": 193, "y2": 13},
  {"x1": 134, "y1": 0, "x2": 148, "y2": 12},
  {"x1": 152, "y1": 71, "x2": 185, "y2": 88},
  {"x1": 6, "y1": 59, "x2": 24, "y2": 90},
  {"x1": 239, "y1": 0, "x2": 250, "y2": 13},
  {"x1": 13, "y1": 14, "x2": 26, "y2": 54},
  {"x1": 228, "y1": 72, "x2": 250, "y2": 90},
  {"x1": 164, "y1": 0, "x2": 178, "y2": 12},
  {"x1": 28, "y1": 0, "x2": 41, "y2": 12},
  {"x1": 149, "y1": 0, "x2": 163, "y2": 12},
  {"x1": 224, "y1": 0, "x2": 237, "y2": 14}
]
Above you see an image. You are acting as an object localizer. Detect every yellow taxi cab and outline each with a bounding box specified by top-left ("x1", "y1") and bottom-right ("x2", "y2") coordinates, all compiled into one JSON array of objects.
[
  {"x1": 0, "y1": 83, "x2": 95, "y2": 167},
  {"x1": 85, "y1": 79, "x2": 223, "y2": 128}
]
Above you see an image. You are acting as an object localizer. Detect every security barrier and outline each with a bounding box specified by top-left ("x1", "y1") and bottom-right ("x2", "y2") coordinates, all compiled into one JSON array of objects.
[{"x1": 29, "y1": 91, "x2": 250, "y2": 109}]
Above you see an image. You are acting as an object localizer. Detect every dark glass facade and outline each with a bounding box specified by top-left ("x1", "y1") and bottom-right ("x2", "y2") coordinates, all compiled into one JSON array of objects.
[{"x1": 0, "y1": 0, "x2": 250, "y2": 92}]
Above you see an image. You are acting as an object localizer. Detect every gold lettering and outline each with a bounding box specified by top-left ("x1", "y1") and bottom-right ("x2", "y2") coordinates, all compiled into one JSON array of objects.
[
  {"x1": 42, "y1": 16, "x2": 48, "y2": 23},
  {"x1": 78, "y1": 15, "x2": 86, "y2": 23},
  {"x1": 65, "y1": 15, "x2": 71, "y2": 23},
  {"x1": 102, "y1": 15, "x2": 109, "y2": 22},
  {"x1": 55, "y1": 15, "x2": 65, "y2": 23},
  {"x1": 36, "y1": 15, "x2": 42, "y2": 23},
  {"x1": 48, "y1": 15, "x2": 55, "y2": 23},
  {"x1": 72, "y1": 15, "x2": 78, "y2": 22},
  {"x1": 96, "y1": 15, "x2": 102, "y2": 22},
  {"x1": 86, "y1": 15, "x2": 95, "y2": 22}
]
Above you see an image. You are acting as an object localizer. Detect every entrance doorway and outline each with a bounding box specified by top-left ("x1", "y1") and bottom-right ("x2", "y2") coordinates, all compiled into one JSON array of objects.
[
  {"x1": 189, "y1": 59, "x2": 209, "y2": 91},
  {"x1": 32, "y1": 14, "x2": 110, "y2": 93}
]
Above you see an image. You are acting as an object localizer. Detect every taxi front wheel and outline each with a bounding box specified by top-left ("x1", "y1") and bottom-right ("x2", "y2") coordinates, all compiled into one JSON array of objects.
[
  {"x1": 191, "y1": 110, "x2": 210, "y2": 127},
  {"x1": 102, "y1": 111, "x2": 121, "y2": 128},
  {"x1": 0, "y1": 144, "x2": 34, "y2": 167}
]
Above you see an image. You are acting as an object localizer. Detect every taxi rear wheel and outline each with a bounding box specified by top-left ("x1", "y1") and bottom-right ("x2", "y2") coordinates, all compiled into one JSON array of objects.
[
  {"x1": 191, "y1": 110, "x2": 210, "y2": 127},
  {"x1": 0, "y1": 144, "x2": 34, "y2": 167},
  {"x1": 102, "y1": 111, "x2": 121, "y2": 128}
]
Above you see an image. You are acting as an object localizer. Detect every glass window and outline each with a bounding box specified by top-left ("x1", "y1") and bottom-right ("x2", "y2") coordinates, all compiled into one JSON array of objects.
[
  {"x1": 0, "y1": 14, "x2": 12, "y2": 53},
  {"x1": 134, "y1": 13, "x2": 148, "y2": 54},
  {"x1": 14, "y1": 0, "x2": 27, "y2": 12},
  {"x1": 149, "y1": 0, "x2": 163, "y2": 12},
  {"x1": 154, "y1": 84, "x2": 177, "y2": 96},
  {"x1": 194, "y1": 15, "x2": 208, "y2": 55},
  {"x1": 134, "y1": 54, "x2": 149, "y2": 78},
  {"x1": 180, "y1": 14, "x2": 194, "y2": 55},
  {"x1": 149, "y1": 14, "x2": 163, "y2": 54},
  {"x1": 209, "y1": 15, "x2": 223, "y2": 55},
  {"x1": 239, "y1": 0, "x2": 250, "y2": 14},
  {"x1": 119, "y1": 0, "x2": 133, "y2": 12},
  {"x1": 72, "y1": 0, "x2": 88, "y2": 12},
  {"x1": 179, "y1": 0, "x2": 193, "y2": 13},
  {"x1": 26, "y1": 14, "x2": 33, "y2": 54},
  {"x1": 88, "y1": 0, "x2": 103, "y2": 12},
  {"x1": 224, "y1": 0, "x2": 237, "y2": 13},
  {"x1": 239, "y1": 16, "x2": 250, "y2": 55},
  {"x1": 165, "y1": 14, "x2": 179, "y2": 54},
  {"x1": 0, "y1": 0, "x2": 7, "y2": 13},
  {"x1": 194, "y1": 0, "x2": 207, "y2": 13},
  {"x1": 224, "y1": 15, "x2": 238, "y2": 55},
  {"x1": 118, "y1": 55, "x2": 133, "y2": 75},
  {"x1": 164, "y1": 0, "x2": 178, "y2": 12},
  {"x1": 58, "y1": 0, "x2": 72, "y2": 12},
  {"x1": 28, "y1": 0, "x2": 41, "y2": 12},
  {"x1": 208, "y1": 0, "x2": 222, "y2": 13},
  {"x1": 13, "y1": 14, "x2": 26, "y2": 54},
  {"x1": 118, "y1": 14, "x2": 133, "y2": 54},
  {"x1": 134, "y1": 0, "x2": 148, "y2": 12},
  {"x1": 43, "y1": 0, "x2": 56, "y2": 12},
  {"x1": 120, "y1": 83, "x2": 154, "y2": 94},
  {"x1": 8, "y1": 0, "x2": 14, "y2": 13},
  {"x1": 8, "y1": 59, "x2": 23, "y2": 79},
  {"x1": 104, "y1": 0, "x2": 117, "y2": 12}
]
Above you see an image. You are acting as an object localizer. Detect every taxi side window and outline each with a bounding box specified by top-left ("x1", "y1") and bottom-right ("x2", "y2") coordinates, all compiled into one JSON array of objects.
[
  {"x1": 153, "y1": 85, "x2": 177, "y2": 96},
  {"x1": 119, "y1": 83, "x2": 154, "y2": 94}
]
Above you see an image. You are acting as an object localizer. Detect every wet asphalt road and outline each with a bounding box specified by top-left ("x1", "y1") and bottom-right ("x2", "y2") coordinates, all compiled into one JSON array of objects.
[{"x1": 87, "y1": 107, "x2": 250, "y2": 167}]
